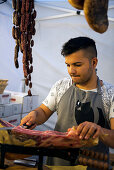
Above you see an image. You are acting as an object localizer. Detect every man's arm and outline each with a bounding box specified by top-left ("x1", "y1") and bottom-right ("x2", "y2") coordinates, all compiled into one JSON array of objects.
[
  {"x1": 20, "y1": 104, "x2": 53, "y2": 129},
  {"x1": 76, "y1": 118, "x2": 114, "y2": 148},
  {"x1": 99, "y1": 118, "x2": 114, "y2": 148}
]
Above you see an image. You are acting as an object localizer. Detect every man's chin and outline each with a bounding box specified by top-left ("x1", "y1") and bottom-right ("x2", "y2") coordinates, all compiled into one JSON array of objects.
[
  {"x1": 73, "y1": 81, "x2": 80, "y2": 84},
  {"x1": 72, "y1": 80, "x2": 80, "y2": 84},
  {"x1": 72, "y1": 77, "x2": 80, "y2": 84}
]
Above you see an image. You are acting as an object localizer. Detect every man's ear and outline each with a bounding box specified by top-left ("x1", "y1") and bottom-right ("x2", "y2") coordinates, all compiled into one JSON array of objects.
[{"x1": 92, "y1": 57, "x2": 98, "y2": 67}]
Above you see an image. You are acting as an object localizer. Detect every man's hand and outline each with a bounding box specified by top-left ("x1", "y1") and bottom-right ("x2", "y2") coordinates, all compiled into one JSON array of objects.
[
  {"x1": 76, "y1": 121, "x2": 102, "y2": 140},
  {"x1": 20, "y1": 110, "x2": 38, "y2": 129},
  {"x1": 20, "y1": 104, "x2": 53, "y2": 130}
]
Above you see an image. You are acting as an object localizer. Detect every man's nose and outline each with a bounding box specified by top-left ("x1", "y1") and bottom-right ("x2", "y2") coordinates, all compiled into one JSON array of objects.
[{"x1": 69, "y1": 66, "x2": 76, "y2": 74}]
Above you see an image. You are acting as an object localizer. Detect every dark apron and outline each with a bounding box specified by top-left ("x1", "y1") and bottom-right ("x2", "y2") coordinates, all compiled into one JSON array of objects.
[{"x1": 47, "y1": 78, "x2": 110, "y2": 169}]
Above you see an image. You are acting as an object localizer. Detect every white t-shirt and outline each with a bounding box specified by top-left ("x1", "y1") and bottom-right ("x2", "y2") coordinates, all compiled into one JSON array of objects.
[{"x1": 43, "y1": 77, "x2": 114, "y2": 123}]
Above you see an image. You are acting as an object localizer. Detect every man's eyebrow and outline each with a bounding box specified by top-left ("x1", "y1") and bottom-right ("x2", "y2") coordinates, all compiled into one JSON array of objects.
[{"x1": 65, "y1": 62, "x2": 82, "y2": 64}]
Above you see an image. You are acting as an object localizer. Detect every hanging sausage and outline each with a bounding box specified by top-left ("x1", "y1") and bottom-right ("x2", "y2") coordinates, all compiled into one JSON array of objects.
[{"x1": 12, "y1": 0, "x2": 37, "y2": 96}]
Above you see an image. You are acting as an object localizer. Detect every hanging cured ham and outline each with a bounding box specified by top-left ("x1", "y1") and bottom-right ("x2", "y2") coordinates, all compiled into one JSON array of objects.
[{"x1": 68, "y1": 0, "x2": 109, "y2": 33}]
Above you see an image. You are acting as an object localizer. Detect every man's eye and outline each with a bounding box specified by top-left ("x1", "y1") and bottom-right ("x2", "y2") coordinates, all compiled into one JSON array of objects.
[
  {"x1": 74, "y1": 64, "x2": 81, "y2": 67},
  {"x1": 76, "y1": 65, "x2": 81, "y2": 67}
]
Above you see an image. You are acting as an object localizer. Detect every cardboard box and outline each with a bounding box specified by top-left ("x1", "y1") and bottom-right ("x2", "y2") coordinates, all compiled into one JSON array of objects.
[
  {"x1": 3, "y1": 114, "x2": 21, "y2": 126},
  {"x1": 0, "y1": 103, "x2": 22, "y2": 118},
  {"x1": 0, "y1": 106, "x2": 4, "y2": 117},
  {"x1": 5, "y1": 90, "x2": 39, "y2": 113},
  {"x1": 0, "y1": 93, "x2": 11, "y2": 104},
  {"x1": 22, "y1": 95, "x2": 39, "y2": 113},
  {"x1": 0, "y1": 103, "x2": 13, "y2": 117},
  {"x1": 12, "y1": 103, "x2": 22, "y2": 115}
]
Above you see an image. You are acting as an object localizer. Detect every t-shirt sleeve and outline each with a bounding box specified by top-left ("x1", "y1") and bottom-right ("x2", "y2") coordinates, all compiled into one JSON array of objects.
[
  {"x1": 42, "y1": 82, "x2": 58, "y2": 112},
  {"x1": 109, "y1": 96, "x2": 114, "y2": 119},
  {"x1": 42, "y1": 77, "x2": 71, "y2": 112}
]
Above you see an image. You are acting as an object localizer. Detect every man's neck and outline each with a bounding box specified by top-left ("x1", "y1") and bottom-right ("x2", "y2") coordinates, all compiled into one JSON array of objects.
[{"x1": 76, "y1": 76, "x2": 98, "y2": 90}]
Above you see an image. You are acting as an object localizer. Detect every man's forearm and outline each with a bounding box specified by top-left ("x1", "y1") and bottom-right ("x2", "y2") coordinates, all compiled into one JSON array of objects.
[
  {"x1": 33, "y1": 108, "x2": 49, "y2": 125},
  {"x1": 34, "y1": 104, "x2": 53, "y2": 125},
  {"x1": 100, "y1": 128, "x2": 114, "y2": 148}
]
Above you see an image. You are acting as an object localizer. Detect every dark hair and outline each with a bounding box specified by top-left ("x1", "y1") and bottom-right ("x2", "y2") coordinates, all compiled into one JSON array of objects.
[{"x1": 61, "y1": 37, "x2": 97, "y2": 59}]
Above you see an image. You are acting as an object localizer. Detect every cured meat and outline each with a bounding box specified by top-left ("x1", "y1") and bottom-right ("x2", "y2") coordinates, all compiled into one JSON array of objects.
[
  {"x1": 0, "y1": 119, "x2": 98, "y2": 148},
  {"x1": 0, "y1": 119, "x2": 98, "y2": 160},
  {"x1": 68, "y1": 0, "x2": 84, "y2": 10},
  {"x1": 68, "y1": 0, "x2": 109, "y2": 33},
  {"x1": 78, "y1": 156, "x2": 109, "y2": 169},
  {"x1": 12, "y1": 0, "x2": 37, "y2": 96},
  {"x1": 0, "y1": 119, "x2": 14, "y2": 127},
  {"x1": 84, "y1": 0, "x2": 109, "y2": 33},
  {"x1": 0, "y1": 119, "x2": 31, "y2": 160}
]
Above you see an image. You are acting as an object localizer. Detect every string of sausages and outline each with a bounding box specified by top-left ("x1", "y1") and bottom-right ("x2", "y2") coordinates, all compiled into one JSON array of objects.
[
  {"x1": 77, "y1": 149, "x2": 109, "y2": 170},
  {"x1": 12, "y1": 0, "x2": 37, "y2": 96}
]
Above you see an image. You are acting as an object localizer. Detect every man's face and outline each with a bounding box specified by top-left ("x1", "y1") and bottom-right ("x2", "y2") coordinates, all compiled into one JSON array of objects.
[{"x1": 65, "y1": 49, "x2": 97, "y2": 85}]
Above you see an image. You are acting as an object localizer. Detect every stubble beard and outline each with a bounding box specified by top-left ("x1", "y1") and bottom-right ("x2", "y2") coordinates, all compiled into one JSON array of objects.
[{"x1": 72, "y1": 66, "x2": 93, "y2": 86}]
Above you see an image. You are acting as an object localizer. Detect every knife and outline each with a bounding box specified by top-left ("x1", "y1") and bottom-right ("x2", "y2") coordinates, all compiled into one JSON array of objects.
[
  {"x1": 0, "y1": 127, "x2": 14, "y2": 130},
  {"x1": 21, "y1": 123, "x2": 35, "y2": 129},
  {"x1": 0, "y1": 123, "x2": 35, "y2": 131}
]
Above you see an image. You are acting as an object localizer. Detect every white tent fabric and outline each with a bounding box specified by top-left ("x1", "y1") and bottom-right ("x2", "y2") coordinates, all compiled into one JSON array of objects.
[{"x1": 0, "y1": 0, "x2": 114, "y2": 130}]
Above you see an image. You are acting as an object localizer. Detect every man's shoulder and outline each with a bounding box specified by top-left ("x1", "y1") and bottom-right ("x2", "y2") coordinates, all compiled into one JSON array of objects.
[
  {"x1": 102, "y1": 81, "x2": 114, "y2": 91},
  {"x1": 52, "y1": 77, "x2": 72, "y2": 94},
  {"x1": 55, "y1": 77, "x2": 72, "y2": 87},
  {"x1": 102, "y1": 81, "x2": 114, "y2": 98}
]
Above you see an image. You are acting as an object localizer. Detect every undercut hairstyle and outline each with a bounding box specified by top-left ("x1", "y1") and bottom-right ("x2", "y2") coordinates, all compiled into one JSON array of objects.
[{"x1": 61, "y1": 37, "x2": 97, "y2": 60}]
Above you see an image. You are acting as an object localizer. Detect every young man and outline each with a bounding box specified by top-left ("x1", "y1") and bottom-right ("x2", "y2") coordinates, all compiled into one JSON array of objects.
[{"x1": 20, "y1": 37, "x2": 114, "y2": 168}]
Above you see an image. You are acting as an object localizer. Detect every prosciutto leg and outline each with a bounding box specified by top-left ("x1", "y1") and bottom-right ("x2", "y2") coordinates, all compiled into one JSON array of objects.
[{"x1": 0, "y1": 119, "x2": 98, "y2": 160}]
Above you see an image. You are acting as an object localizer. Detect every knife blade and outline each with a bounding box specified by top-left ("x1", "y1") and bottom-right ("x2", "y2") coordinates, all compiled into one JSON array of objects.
[
  {"x1": 0, "y1": 123, "x2": 35, "y2": 130},
  {"x1": 0, "y1": 127, "x2": 14, "y2": 130}
]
